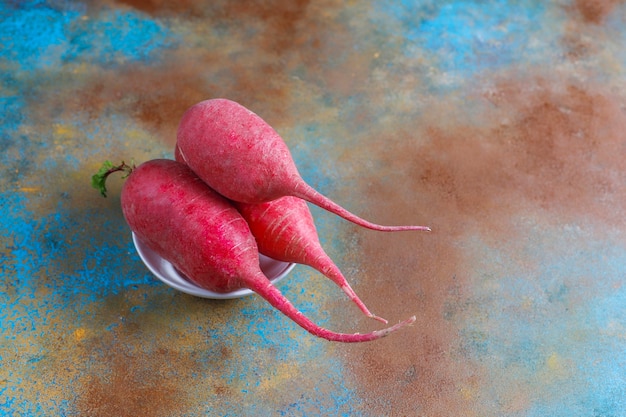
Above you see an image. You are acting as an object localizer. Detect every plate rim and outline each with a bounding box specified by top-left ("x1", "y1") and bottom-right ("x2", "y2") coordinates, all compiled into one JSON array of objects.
[{"x1": 132, "y1": 232, "x2": 295, "y2": 299}]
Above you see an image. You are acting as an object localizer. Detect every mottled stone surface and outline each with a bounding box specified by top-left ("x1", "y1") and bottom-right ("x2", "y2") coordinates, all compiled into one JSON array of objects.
[{"x1": 2, "y1": 1, "x2": 625, "y2": 415}]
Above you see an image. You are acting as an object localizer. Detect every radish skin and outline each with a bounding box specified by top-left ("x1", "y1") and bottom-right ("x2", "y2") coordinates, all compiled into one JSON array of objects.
[
  {"x1": 99, "y1": 159, "x2": 416, "y2": 342},
  {"x1": 176, "y1": 98, "x2": 430, "y2": 233},
  {"x1": 175, "y1": 145, "x2": 387, "y2": 323},
  {"x1": 235, "y1": 196, "x2": 389, "y2": 324}
]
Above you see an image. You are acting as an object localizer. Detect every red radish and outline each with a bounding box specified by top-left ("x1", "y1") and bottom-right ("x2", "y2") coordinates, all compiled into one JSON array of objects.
[
  {"x1": 175, "y1": 145, "x2": 387, "y2": 323},
  {"x1": 93, "y1": 159, "x2": 416, "y2": 342},
  {"x1": 235, "y1": 196, "x2": 389, "y2": 324},
  {"x1": 175, "y1": 98, "x2": 430, "y2": 233}
]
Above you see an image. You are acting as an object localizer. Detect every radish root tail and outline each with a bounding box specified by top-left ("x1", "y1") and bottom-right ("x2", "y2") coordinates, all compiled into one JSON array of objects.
[
  {"x1": 294, "y1": 184, "x2": 431, "y2": 233},
  {"x1": 248, "y1": 275, "x2": 415, "y2": 343},
  {"x1": 341, "y1": 284, "x2": 388, "y2": 324}
]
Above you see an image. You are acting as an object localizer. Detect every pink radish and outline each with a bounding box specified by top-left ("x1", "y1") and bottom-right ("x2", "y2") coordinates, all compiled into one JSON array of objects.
[
  {"x1": 235, "y1": 196, "x2": 389, "y2": 324},
  {"x1": 175, "y1": 145, "x2": 387, "y2": 323},
  {"x1": 175, "y1": 98, "x2": 430, "y2": 233},
  {"x1": 93, "y1": 159, "x2": 416, "y2": 342}
]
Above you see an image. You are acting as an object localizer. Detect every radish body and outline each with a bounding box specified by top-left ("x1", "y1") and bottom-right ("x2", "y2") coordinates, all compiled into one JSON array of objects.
[
  {"x1": 235, "y1": 196, "x2": 388, "y2": 324},
  {"x1": 176, "y1": 98, "x2": 430, "y2": 233},
  {"x1": 174, "y1": 145, "x2": 386, "y2": 323},
  {"x1": 119, "y1": 159, "x2": 415, "y2": 342}
]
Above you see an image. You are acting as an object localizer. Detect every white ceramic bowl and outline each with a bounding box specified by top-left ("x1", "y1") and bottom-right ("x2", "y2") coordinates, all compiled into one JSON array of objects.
[{"x1": 132, "y1": 233, "x2": 295, "y2": 299}]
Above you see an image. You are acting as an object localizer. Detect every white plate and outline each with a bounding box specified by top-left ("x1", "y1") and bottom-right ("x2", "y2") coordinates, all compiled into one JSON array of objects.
[{"x1": 132, "y1": 233, "x2": 295, "y2": 299}]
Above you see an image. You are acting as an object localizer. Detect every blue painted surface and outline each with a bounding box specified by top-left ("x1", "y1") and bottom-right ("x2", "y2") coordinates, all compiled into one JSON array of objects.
[
  {"x1": 2, "y1": 0, "x2": 626, "y2": 415},
  {"x1": 370, "y1": 0, "x2": 549, "y2": 91},
  {"x1": 1, "y1": 1, "x2": 175, "y2": 70},
  {"x1": 461, "y1": 225, "x2": 626, "y2": 416}
]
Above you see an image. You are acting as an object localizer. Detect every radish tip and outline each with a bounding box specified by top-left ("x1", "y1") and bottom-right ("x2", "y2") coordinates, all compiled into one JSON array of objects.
[{"x1": 370, "y1": 314, "x2": 389, "y2": 324}]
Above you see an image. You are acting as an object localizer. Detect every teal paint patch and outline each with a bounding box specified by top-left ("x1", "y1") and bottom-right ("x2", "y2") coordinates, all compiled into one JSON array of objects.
[
  {"x1": 288, "y1": 123, "x2": 337, "y2": 195},
  {"x1": 0, "y1": 192, "x2": 156, "y2": 299},
  {"x1": 0, "y1": 3, "x2": 77, "y2": 71},
  {"x1": 458, "y1": 223, "x2": 626, "y2": 415},
  {"x1": 0, "y1": 80, "x2": 26, "y2": 154},
  {"x1": 0, "y1": 1, "x2": 176, "y2": 71},
  {"x1": 63, "y1": 9, "x2": 178, "y2": 66},
  {"x1": 372, "y1": 0, "x2": 548, "y2": 86},
  {"x1": 604, "y1": 4, "x2": 626, "y2": 70}
]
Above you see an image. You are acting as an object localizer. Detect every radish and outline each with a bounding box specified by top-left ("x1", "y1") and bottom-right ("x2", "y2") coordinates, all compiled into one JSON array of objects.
[
  {"x1": 175, "y1": 98, "x2": 430, "y2": 233},
  {"x1": 235, "y1": 196, "x2": 389, "y2": 324},
  {"x1": 92, "y1": 159, "x2": 416, "y2": 342},
  {"x1": 175, "y1": 145, "x2": 387, "y2": 323}
]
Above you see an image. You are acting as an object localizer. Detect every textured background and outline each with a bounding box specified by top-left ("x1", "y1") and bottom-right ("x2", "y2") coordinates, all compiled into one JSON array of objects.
[{"x1": 1, "y1": 1, "x2": 626, "y2": 416}]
